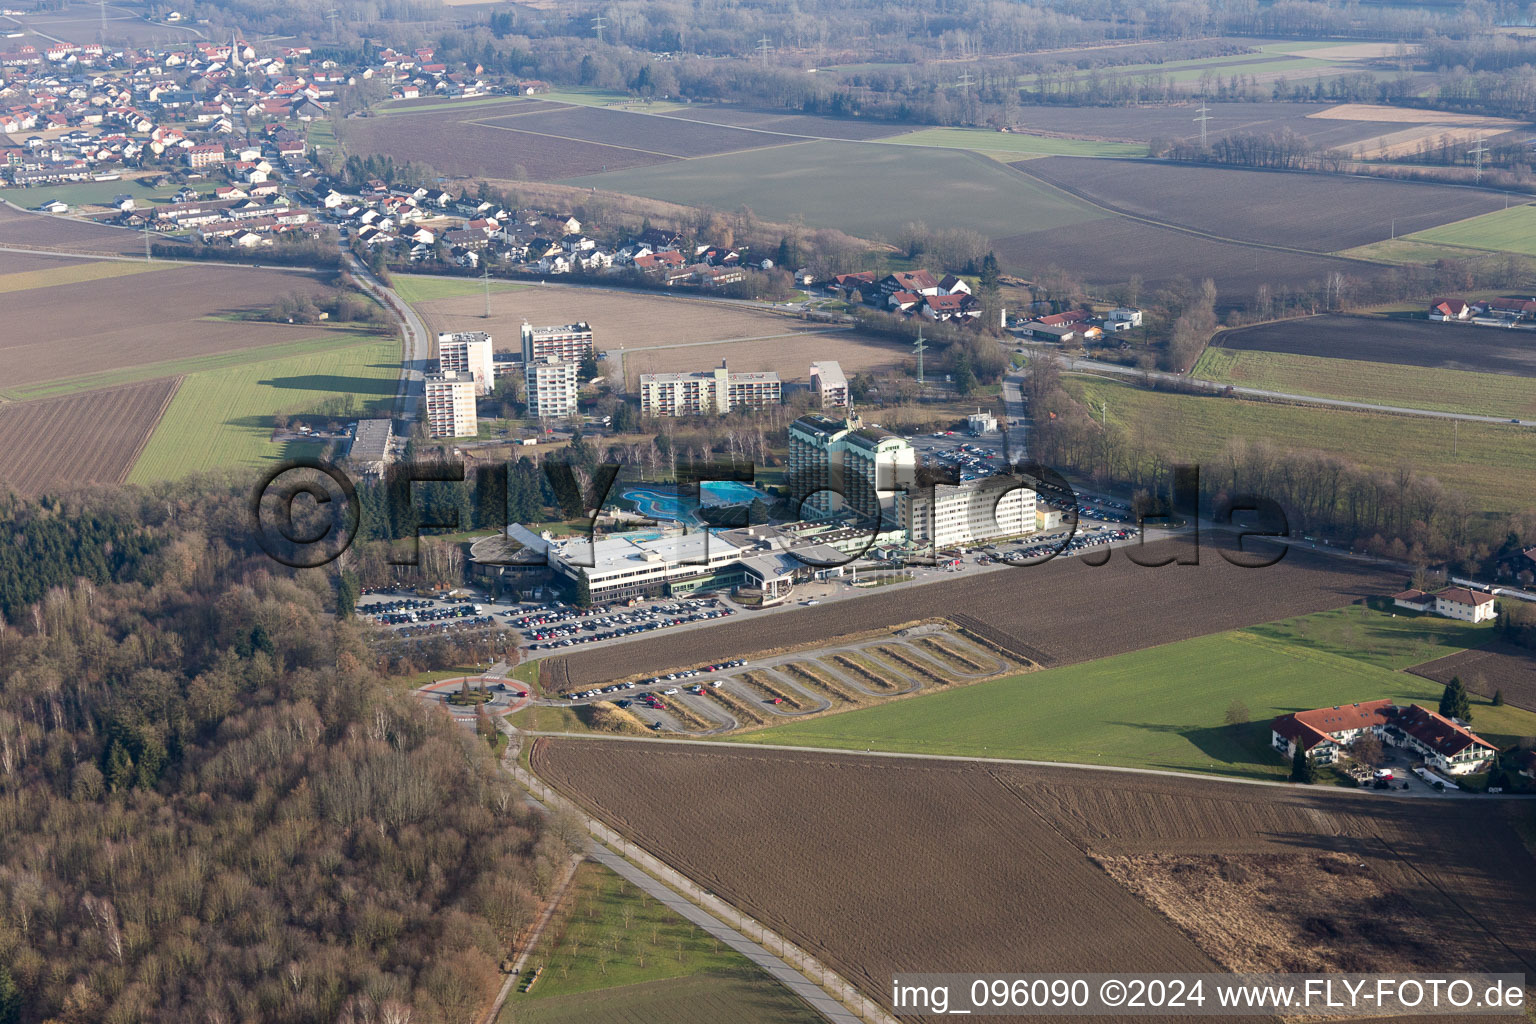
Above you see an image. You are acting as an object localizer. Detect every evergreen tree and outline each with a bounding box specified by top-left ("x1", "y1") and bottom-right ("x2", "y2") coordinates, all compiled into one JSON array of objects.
[
  {"x1": 979, "y1": 251, "x2": 1001, "y2": 293},
  {"x1": 1492, "y1": 688, "x2": 1504, "y2": 707},
  {"x1": 1440, "y1": 676, "x2": 1472, "y2": 722},
  {"x1": 0, "y1": 964, "x2": 20, "y2": 1024},
  {"x1": 952, "y1": 349, "x2": 976, "y2": 397},
  {"x1": 337, "y1": 570, "x2": 360, "y2": 618},
  {"x1": 574, "y1": 569, "x2": 593, "y2": 610},
  {"x1": 579, "y1": 350, "x2": 600, "y2": 381},
  {"x1": 1290, "y1": 745, "x2": 1316, "y2": 784},
  {"x1": 105, "y1": 740, "x2": 135, "y2": 793}
]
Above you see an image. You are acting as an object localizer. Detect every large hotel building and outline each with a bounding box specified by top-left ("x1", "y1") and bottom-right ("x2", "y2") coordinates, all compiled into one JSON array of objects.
[
  {"x1": 787, "y1": 412, "x2": 915, "y2": 520},
  {"x1": 638, "y1": 362, "x2": 782, "y2": 417}
]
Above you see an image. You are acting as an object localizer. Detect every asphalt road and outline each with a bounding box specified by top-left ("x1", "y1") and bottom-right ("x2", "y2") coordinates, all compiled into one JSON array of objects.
[{"x1": 344, "y1": 247, "x2": 429, "y2": 427}]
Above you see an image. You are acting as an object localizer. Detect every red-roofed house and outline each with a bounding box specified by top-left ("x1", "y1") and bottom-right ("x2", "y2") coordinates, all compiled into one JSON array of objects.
[
  {"x1": 1388, "y1": 704, "x2": 1498, "y2": 774},
  {"x1": 1429, "y1": 298, "x2": 1472, "y2": 322},
  {"x1": 1433, "y1": 587, "x2": 1497, "y2": 623},
  {"x1": 1391, "y1": 588, "x2": 1435, "y2": 612},
  {"x1": 1271, "y1": 699, "x2": 1395, "y2": 765},
  {"x1": 1274, "y1": 701, "x2": 1499, "y2": 775}
]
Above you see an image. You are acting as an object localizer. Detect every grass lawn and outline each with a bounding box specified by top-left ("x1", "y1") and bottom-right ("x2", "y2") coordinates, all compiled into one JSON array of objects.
[
  {"x1": 127, "y1": 333, "x2": 399, "y2": 482},
  {"x1": 503, "y1": 861, "x2": 821, "y2": 1024},
  {"x1": 2, "y1": 330, "x2": 379, "y2": 402},
  {"x1": 1062, "y1": 375, "x2": 1536, "y2": 515},
  {"x1": 736, "y1": 608, "x2": 1536, "y2": 779},
  {"x1": 1333, "y1": 237, "x2": 1492, "y2": 265},
  {"x1": 391, "y1": 272, "x2": 527, "y2": 304},
  {"x1": 0, "y1": 177, "x2": 186, "y2": 209},
  {"x1": 1191, "y1": 346, "x2": 1536, "y2": 420},
  {"x1": 878, "y1": 127, "x2": 1147, "y2": 160},
  {"x1": 1404, "y1": 203, "x2": 1536, "y2": 256},
  {"x1": 564, "y1": 139, "x2": 1103, "y2": 243}
]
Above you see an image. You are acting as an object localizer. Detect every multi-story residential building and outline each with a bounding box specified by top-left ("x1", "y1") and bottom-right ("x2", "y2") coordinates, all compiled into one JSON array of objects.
[
  {"x1": 1272, "y1": 701, "x2": 1497, "y2": 775},
  {"x1": 520, "y1": 320, "x2": 592, "y2": 363},
  {"x1": 787, "y1": 412, "x2": 914, "y2": 520},
  {"x1": 423, "y1": 371, "x2": 477, "y2": 438},
  {"x1": 638, "y1": 362, "x2": 781, "y2": 417},
  {"x1": 905, "y1": 479, "x2": 1037, "y2": 550},
  {"x1": 524, "y1": 355, "x2": 580, "y2": 419},
  {"x1": 185, "y1": 143, "x2": 225, "y2": 168},
  {"x1": 810, "y1": 360, "x2": 848, "y2": 408},
  {"x1": 436, "y1": 331, "x2": 495, "y2": 394}
]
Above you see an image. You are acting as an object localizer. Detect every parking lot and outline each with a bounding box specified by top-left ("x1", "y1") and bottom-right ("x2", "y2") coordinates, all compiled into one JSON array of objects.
[{"x1": 516, "y1": 598, "x2": 734, "y2": 651}]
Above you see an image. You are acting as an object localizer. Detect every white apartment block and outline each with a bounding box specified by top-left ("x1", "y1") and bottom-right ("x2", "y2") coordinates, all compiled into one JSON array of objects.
[
  {"x1": 423, "y1": 371, "x2": 478, "y2": 438},
  {"x1": 520, "y1": 320, "x2": 593, "y2": 363},
  {"x1": 525, "y1": 355, "x2": 580, "y2": 419},
  {"x1": 905, "y1": 480, "x2": 1037, "y2": 550},
  {"x1": 810, "y1": 360, "x2": 848, "y2": 407},
  {"x1": 437, "y1": 331, "x2": 495, "y2": 395},
  {"x1": 638, "y1": 361, "x2": 782, "y2": 417}
]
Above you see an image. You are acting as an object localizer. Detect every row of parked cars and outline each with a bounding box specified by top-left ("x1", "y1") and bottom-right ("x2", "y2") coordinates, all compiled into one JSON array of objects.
[
  {"x1": 396, "y1": 614, "x2": 497, "y2": 638},
  {"x1": 525, "y1": 604, "x2": 733, "y2": 650},
  {"x1": 562, "y1": 659, "x2": 749, "y2": 702}
]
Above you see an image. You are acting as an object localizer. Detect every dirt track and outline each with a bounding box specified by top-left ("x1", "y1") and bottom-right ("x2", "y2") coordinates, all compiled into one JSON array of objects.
[{"x1": 546, "y1": 538, "x2": 1399, "y2": 689}]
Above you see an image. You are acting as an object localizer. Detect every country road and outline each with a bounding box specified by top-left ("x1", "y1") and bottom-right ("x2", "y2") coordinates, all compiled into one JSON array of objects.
[
  {"x1": 343, "y1": 248, "x2": 430, "y2": 426},
  {"x1": 1056, "y1": 351, "x2": 1536, "y2": 427}
]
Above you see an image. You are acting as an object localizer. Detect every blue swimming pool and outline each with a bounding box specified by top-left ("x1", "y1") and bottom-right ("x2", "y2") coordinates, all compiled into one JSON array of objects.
[{"x1": 622, "y1": 483, "x2": 772, "y2": 524}]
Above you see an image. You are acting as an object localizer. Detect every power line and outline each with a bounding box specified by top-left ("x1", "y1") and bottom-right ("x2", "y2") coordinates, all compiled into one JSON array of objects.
[
  {"x1": 757, "y1": 35, "x2": 773, "y2": 63},
  {"x1": 957, "y1": 69, "x2": 975, "y2": 96},
  {"x1": 1469, "y1": 133, "x2": 1489, "y2": 185},
  {"x1": 912, "y1": 324, "x2": 927, "y2": 384},
  {"x1": 591, "y1": 14, "x2": 606, "y2": 44},
  {"x1": 1194, "y1": 101, "x2": 1212, "y2": 149}
]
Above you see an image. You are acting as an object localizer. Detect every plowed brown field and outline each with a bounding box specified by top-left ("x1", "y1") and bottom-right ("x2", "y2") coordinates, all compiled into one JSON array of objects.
[
  {"x1": 546, "y1": 538, "x2": 1397, "y2": 688},
  {"x1": 1411, "y1": 641, "x2": 1536, "y2": 712},
  {"x1": 3, "y1": 264, "x2": 338, "y2": 389},
  {"x1": 535, "y1": 741, "x2": 1536, "y2": 1022},
  {"x1": 0, "y1": 377, "x2": 178, "y2": 493}
]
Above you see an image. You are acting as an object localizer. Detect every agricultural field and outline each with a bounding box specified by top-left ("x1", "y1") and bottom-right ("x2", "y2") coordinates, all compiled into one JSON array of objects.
[
  {"x1": 1191, "y1": 346, "x2": 1536, "y2": 420},
  {"x1": 0, "y1": 262, "x2": 344, "y2": 390},
  {"x1": 0, "y1": 200, "x2": 187, "y2": 257},
  {"x1": 408, "y1": 282, "x2": 872, "y2": 386},
  {"x1": 1411, "y1": 642, "x2": 1536, "y2": 714},
  {"x1": 0, "y1": 176, "x2": 187, "y2": 211},
  {"x1": 1401, "y1": 203, "x2": 1536, "y2": 257},
  {"x1": 390, "y1": 272, "x2": 528, "y2": 304},
  {"x1": 878, "y1": 127, "x2": 1147, "y2": 159},
  {"x1": 127, "y1": 333, "x2": 398, "y2": 482},
  {"x1": 0, "y1": 377, "x2": 178, "y2": 495},
  {"x1": 0, "y1": 255, "x2": 170, "y2": 294},
  {"x1": 476, "y1": 105, "x2": 783, "y2": 157},
  {"x1": 991, "y1": 215, "x2": 1372, "y2": 293},
  {"x1": 742, "y1": 610, "x2": 1536, "y2": 777},
  {"x1": 3, "y1": 1, "x2": 204, "y2": 46},
  {"x1": 1216, "y1": 314, "x2": 1536, "y2": 377},
  {"x1": 564, "y1": 139, "x2": 1102, "y2": 244},
  {"x1": 343, "y1": 104, "x2": 678, "y2": 181},
  {"x1": 534, "y1": 740, "x2": 1536, "y2": 1020},
  {"x1": 503, "y1": 860, "x2": 821, "y2": 1024},
  {"x1": 659, "y1": 104, "x2": 912, "y2": 140},
  {"x1": 541, "y1": 535, "x2": 1399, "y2": 691},
  {"x1": 1064, "y1": 375, "x2": 1536, "y2": 515},
  {"x1": 615, "y1": 328, "x2": 907, "y2": 389},
  {"x1": 971, "y1": 101, "x2": 1406, "y2": 148},
  {"x1": 1019, "y1": 157, "x2": 1509, "y2": 251}
]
